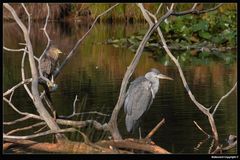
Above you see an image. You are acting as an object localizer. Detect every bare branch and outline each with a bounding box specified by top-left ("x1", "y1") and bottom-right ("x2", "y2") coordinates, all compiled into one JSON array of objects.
[
  {"x1": 3, "y1": 97, "x2": 42, "y2": 120},
  {"x1": 6, "y1": 122, "x2": 46, "y2": 135},
  {"x1": 3, "y1": 79, "x2": 32, "y2": 97},
  {"x1": 4, "y1": 128, "x2": 76, "y2": 140},
  {"x1": 3, "y1": 3, "x2": 66, "y2": 140},
  {"x1": 155, "y1": 3, "x2": 163, "y2": 16},
  {"x1": 212, "y1": 82, "x2": 237, "y2": 115},
  {"x1": 58, "y1": 95, "x2": 110, "y2": 119},
  {"x1": 191, "y1": 3, "x2": 198, "y2": 11},
  {"x1": 193, "y1": 121, "x2": 211, "y2": 137},
  {"x1": 108, "y1": 4, "x2": 173, "y2": 140},
  {"x1": 145, "y1": 118, "x2": 165, "y2": 139},
  {"x1": 4, "y1": 115, "x2": 32, "y2": 125},
  {"x1": 21, "y1": 51, "x2": 34, "y2": 100},
  {"x1": 3, "y1": 46, "x2": 28, "y2": 53},
  {"x1": 137, "y1": 3, "x2": 224, "y2": 142},
  {"x1": 172, "y1": 3, "x2": 223, "y2": 16},
  {"x1": 39, "y1": 3, "x2": 51, "y2": 60},
  {"x1": 21, "y1": 3, "x2": 31, "y2": 33}
]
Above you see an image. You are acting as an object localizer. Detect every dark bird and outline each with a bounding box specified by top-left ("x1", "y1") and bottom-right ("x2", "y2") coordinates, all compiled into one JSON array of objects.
[
  {"x1": 39, "y1": 46, "x2": 62, "y2": 104},
  {"x1": 124, "y1": 68, "x2": 173, "y2": 137}
]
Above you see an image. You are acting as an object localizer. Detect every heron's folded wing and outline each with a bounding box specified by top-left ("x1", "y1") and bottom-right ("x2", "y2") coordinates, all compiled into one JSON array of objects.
[{"x1": 125, "y1": 78, "x2": 153, "y2": 120}]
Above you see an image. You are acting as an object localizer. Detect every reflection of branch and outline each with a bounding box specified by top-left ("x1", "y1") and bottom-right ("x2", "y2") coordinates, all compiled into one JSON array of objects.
[
  {"x1": 212, "y1": 82, "x2": 237, "y2": 115},
  {"x1": 193, "y1": 121, "x2": 211, "y2": 138}
]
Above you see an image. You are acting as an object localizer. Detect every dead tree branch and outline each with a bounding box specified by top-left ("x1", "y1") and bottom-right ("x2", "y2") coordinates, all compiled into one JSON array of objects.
[
  {"x1": 193, "y1": 121, "x2": 211, "y2": 138},
  {"x1": 4, "y1": 3, "x2": 66, "y2": 141},
  {"x1": 4, "y1": 128, "x2": 75, "y2": 140},
  {"x1": 138, "y1": 3, "x2": 223, "y2": 142},
  {"x1": 145, "y1": 118, "x2": 165, "y2": 140}
]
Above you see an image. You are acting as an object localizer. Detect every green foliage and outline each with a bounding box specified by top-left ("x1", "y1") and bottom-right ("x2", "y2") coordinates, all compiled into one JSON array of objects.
[{"x1": 107, "y1": 9, "x2": 236, "y2": 65}]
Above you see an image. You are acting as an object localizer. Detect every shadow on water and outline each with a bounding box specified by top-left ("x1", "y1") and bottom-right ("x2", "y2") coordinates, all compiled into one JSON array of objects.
[{"x1": 3, "y1": 21, "x2": 237, "y2": 153}]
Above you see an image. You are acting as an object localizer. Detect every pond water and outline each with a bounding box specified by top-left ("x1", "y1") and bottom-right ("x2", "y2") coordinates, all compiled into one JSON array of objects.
[{"x1": 3, "y1": 21, "x2": 237, "y2": 154}]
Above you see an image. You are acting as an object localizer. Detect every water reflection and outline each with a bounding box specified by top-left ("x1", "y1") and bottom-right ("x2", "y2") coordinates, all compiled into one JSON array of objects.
[{"x1": 3, "y1": 21, "x2": 237, "y2": 153}]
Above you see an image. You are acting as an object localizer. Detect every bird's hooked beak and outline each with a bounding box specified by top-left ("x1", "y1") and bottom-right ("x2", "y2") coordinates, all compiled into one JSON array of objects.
[{"x1": 156, "y1": 73, "x2": 173, "y2": 80}]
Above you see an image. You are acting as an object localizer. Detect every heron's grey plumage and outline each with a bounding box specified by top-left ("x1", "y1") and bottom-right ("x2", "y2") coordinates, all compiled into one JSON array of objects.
[{"x1": 124, "y1": 68, "x2": 163, "y2": 133}]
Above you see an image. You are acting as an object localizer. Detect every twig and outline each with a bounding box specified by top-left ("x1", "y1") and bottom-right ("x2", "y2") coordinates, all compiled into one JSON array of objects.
[
  {"x1": 155, "y1": 3, "x2": 163, "y2": 16},
  {"x1": 6, "y1": 122, "x2": 46, "y2": 135},
  {"x1": 193, "y1": 121, "x2": 211, "y2": 137},
  {"x1": 172, "y1": 3, "x2": 223, "y2": 16},
  {"x1": 145, "y1": 118, "x2": 165, "y2": 139},
  {"x1": 212, "y1": 82, "x2": 237, "y2": 115},
  {"x1": 3, "y1": 79, "x2": 32, "y2": 97},
  {"x1": 3, "y1": 97, "x2": 43, "y2": 120},
  {"x1": 21, "y1": 3, "x2": 31, "y2": 34},
  {"x1": 34, "y1": 124, "x2": 48, "y2": 133},
  {"x1": 4, "y1": 128, "x2": 76, "y2": 140},
  {"x1": 21, "y1": 51, "x2": 34, "y2": 100},
  {"x1": 39, "y1": 3, "x2": 51, "y2": 60},
  {"x1": 3, "y1": 46, "x2": 29, "y2": 53},
  {"x1": 3, "y1": 115, "x2": 32, "y2": 125},
  {"x1": 58, "y1": 95, "x2": 110, "y2": 119}
]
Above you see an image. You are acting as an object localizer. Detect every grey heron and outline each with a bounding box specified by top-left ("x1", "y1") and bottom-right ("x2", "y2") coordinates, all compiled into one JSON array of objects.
[{"x1": 124, "y1": 68, "x2": 173, "y2": 136}]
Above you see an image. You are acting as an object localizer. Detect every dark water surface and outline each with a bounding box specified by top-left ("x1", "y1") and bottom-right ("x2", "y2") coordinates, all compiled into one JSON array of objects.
[{"x1": 3, "y1": 21, "x2": 237, "y2": 153}]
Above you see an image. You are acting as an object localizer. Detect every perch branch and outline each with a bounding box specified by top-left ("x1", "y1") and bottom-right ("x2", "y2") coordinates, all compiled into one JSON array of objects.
[{"x1": 3, "y1": 3, "x2": 67, "y2": 141}]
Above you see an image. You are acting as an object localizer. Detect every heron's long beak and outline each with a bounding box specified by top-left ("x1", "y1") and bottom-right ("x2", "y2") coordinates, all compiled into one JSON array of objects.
[{"x1": 157, "y1": 74, "x2": 173, "y2": 80}]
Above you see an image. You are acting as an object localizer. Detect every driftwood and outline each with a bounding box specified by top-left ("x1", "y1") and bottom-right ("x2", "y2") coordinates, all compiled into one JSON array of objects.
[{"x1": 3, "y1": 138, "x2": 169, "y2": 154}]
